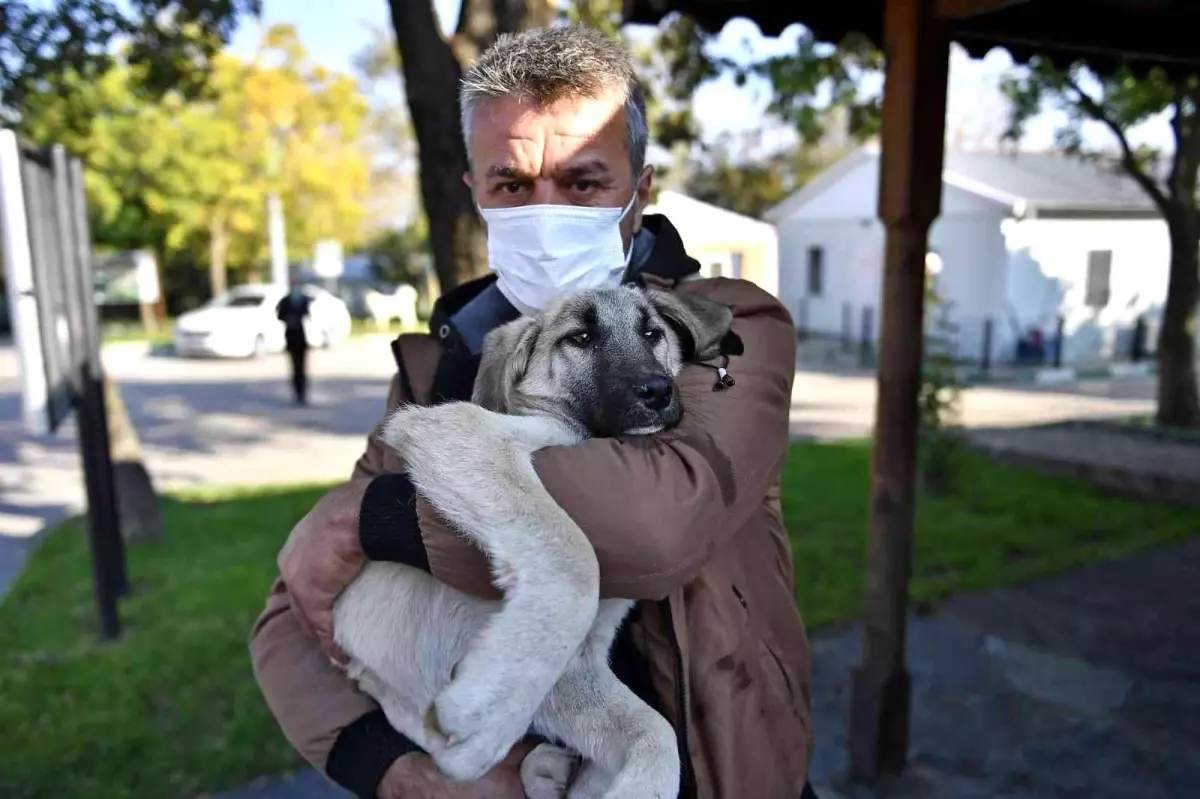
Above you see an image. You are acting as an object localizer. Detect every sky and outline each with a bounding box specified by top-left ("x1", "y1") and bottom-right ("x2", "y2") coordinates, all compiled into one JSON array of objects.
[{"x1": 228, "y1": 0, "x2": 1175, "y2": 161}]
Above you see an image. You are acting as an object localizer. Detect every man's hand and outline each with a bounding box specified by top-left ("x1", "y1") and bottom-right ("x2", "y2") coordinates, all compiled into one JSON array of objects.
[
  {"x1": 377, "y1": 742, "x2": 537, "y2": 799},
  {"x1": 278, "y1": 479, "x2": 372, "y2": 661}
]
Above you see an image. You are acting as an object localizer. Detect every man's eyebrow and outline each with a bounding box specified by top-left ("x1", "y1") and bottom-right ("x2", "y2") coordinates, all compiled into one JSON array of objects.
[
  {"x1": 560, "y1": 159, "x2": 612, "y2": 179},
  {"x1": 485, "y1": 164, "x2": 534, "y2": 179}
]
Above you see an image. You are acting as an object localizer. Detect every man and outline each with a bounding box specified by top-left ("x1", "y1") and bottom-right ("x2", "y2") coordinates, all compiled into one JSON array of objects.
[
  {"x1": 250, "y1": 26, "x2": 814, "y2": 799},
  {"x1": 275, "y1": 279, "x2": 312, "y2": 405}
]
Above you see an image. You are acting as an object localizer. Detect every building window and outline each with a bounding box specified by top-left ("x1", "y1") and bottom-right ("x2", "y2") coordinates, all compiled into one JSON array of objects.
[
  {"x1": 806, "y1": 246, "x2": 824, "y2": 297},
  {"x1": 1085, "y1": 250, "x2": 1112, "y2": 309}
]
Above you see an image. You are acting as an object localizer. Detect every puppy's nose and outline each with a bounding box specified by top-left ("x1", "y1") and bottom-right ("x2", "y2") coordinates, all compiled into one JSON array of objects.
[{"x1": 635, "y1": 376, "x2": 673, "y2": 411}]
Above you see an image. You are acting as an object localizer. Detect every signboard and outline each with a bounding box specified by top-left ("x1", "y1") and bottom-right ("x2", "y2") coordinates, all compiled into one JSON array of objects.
[
  {"x1": 312, "y1": 238, "x2": 345, "y2": 279},
  {"x1": 0, "y1": 129, "x2": 126, "y2": 639},
  {"x1": 1, "y1": 130, "x2": 77, "y2": 435},
  {"x1": 93, "y1": 249, "x2": 161, "y2": 306}
]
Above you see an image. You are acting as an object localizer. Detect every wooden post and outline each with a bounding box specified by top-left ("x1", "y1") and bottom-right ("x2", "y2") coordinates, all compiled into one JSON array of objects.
[{"x1": 849, "y1": 0, "x2": 950, "y2": 778}]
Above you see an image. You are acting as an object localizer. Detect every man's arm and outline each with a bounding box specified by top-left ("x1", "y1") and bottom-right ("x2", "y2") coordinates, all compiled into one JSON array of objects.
[
  {"x1": 249, "y1": 376, "x2": 426, "y2": 798},
  {"x1": 418, "y1": 279, "x2": 796, "y2": 601}
]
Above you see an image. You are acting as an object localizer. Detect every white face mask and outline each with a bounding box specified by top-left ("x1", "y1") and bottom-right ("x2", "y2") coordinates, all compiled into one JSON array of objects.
[{"x1": 478, "y1": 193, "x2": 637, "y2": 314}]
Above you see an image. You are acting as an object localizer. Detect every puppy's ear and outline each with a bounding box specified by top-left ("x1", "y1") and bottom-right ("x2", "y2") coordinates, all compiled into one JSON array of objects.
[
  {"x1": 648, "y1": 290, "x2": 734, "y2": 362},
  {"x1": 472, "y1": 315, "x2": 541, "y2": 412}
]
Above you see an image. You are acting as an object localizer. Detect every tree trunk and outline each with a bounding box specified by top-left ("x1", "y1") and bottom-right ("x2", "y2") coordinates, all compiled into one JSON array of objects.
[
  {"x1": 209, "y1": 216, "x2": 229, "y2": 298},
  {"x1": 387, "y1": 0, "x2": 557, "y2": 294},
  {"x1": 1156, "y1": 215, "x2": 1200, "y2": 429}
]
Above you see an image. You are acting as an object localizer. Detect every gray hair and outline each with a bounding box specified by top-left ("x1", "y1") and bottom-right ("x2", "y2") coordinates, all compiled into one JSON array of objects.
[{"x1": 459, "y1": 25, "x2": 649, "y2": 179}]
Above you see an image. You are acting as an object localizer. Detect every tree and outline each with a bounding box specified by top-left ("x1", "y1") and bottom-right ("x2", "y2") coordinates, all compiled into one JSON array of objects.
[
  {"x1": 1003, "y1": 62, "x2": 1200, "y2": 429},
  {"x1": 384, "y1": 0, "x2": 556, "y2": 294},
  {"x1": 20, "y1": 25, "x2": 370, "y2": 299},
  {"x1": 1, "y1": 0, "x2": 260, "y2": 131},
  {"x1": 352, "y1": 26, "x2": 421, "y2": 238}
]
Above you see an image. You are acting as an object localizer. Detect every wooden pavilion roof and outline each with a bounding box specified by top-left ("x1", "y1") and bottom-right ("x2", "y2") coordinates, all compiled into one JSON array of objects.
[{"x1": 623, "y1": 0, "x2": 1200, "y2": 77}]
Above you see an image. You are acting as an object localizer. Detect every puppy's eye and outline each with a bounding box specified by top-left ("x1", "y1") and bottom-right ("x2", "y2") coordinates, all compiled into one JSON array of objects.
[
  {"x1": 568, "y1": 332, "x2": 592, "y2": 347},
  {"x1": 644, "y1": 327, "x2": 664, "y2": 342}
]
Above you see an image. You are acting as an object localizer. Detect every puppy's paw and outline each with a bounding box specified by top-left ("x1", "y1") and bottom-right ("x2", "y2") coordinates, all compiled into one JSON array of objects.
[
  {"x1": 520, "y1": 743, "x2": 580, "y2": 799},
  {"x1": 427, "y1": 671, "x2": 542, "y2": 782}
]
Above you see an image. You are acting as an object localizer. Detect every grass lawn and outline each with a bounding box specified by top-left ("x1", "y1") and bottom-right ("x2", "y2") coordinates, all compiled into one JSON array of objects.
[{"x1": 2, "y1": 443, "x2": 1198, "y2": 798}]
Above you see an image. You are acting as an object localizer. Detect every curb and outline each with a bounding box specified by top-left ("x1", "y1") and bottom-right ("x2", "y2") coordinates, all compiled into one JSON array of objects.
[{"x1": 1033, "y1": 361, "x2": 1155, "y2": 385}]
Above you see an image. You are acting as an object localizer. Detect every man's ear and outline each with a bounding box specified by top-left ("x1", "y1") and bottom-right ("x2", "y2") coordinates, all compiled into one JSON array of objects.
[
  {"x1": 647, "y1": 290, "x2": 733, "y2": 362},
  {"x1": 472, "y1": 316, "x2": 541, "y2": 412}
]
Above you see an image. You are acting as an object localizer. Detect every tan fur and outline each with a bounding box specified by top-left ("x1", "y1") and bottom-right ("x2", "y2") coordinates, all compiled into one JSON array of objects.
[{"x1": 332, "y1": 286, "x2": 732, "y2": 798}]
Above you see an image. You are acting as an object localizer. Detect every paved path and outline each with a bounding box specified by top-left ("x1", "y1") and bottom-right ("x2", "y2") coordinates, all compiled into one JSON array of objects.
[
  {"x1": 0, "y1": 340, "x2": 1156, "y2": 599},
  {"x1": 810, "y1": 537, "x2": 1200, "y2": 799}
]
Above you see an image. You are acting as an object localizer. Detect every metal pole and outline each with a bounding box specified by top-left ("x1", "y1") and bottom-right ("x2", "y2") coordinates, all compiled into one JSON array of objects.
[
  {"x1": 268, "y1": 193, "x2": 288, "y2": 289},
  {"x1": 843, "y1": 302, "x2": 853, "y2": 351},
  {"x1": 861, "y1": 305, "x2": 875, "y2": 368},
  {"x1": 267, "y1": 127, "x2": 289, "y2": 289},
  {"x1": 981, "y1": 318, "x2": 993, "y2": 378},
  {"x1": 63, "y1": 151, "x2": 127, "y2": 599},
  {"x1": 1054, "y1": 316, "x2": 1065, "y2": 368}
]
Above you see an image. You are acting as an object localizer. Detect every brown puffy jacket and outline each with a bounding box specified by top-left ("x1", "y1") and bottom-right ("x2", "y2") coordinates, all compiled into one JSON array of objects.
[{"x1": 249, "y1": 225, "x2": 812, "y2": 798}]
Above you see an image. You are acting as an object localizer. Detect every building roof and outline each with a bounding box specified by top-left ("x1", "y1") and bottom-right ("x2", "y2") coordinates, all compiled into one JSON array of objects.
[
  {"x1": 647, "y1": 189, "x2": 779, "y2": 242},
  {"x1": 765, "y1": 146, "x2": 1158, "y2": 222},
  {"x1": 944, "y1": 151, "x2": 1155, "y2": 211},
  {"x1": 623, "y1": 0, "x2": 1200, "y2": 81}
]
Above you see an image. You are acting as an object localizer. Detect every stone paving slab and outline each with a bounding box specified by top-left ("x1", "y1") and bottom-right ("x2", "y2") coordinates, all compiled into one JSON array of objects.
[
  {"x1": 968, "y1": 420, "x2": 1200, "y2": 506},
  {"x1": 809, "y1": 539, "x2": 1200, "y2": 799},
  {"x1": 970, "y1": 423, "x2": 1200, "y2": 480},
  {"x1": 200, "y1": 770, "x2": 349, "y2": 799}
]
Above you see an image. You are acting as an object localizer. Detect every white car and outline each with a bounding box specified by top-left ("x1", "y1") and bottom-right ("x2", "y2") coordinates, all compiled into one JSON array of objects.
[{"x1": 173, "y1": 283, "x2": 352, "y2": 358}]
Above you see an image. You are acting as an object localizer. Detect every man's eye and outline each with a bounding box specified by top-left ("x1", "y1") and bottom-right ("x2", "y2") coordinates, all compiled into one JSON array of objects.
[
  {"x1": 500, "y1": 182, "x2": 524, "y2": 194},
  {"x1": 568, "y1": 332, "x2": 592, "y2": 347},
  {"x1": 573, "y1": 180, "x2": 598, "y2": 192}
]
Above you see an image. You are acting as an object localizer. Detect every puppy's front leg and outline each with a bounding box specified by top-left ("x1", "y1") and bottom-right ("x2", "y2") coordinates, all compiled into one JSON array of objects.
[
  {"x1": 381, "y1": 403, "x2": 598, "y2": 782},
  {"x1": 532, "y1": 600, "x2": 680, "y2": 799}
]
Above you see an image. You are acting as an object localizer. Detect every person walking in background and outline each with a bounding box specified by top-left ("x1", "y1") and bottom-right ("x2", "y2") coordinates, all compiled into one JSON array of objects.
[{"x1": 276, "y1": 279, "x2": 312, "y2": 405}]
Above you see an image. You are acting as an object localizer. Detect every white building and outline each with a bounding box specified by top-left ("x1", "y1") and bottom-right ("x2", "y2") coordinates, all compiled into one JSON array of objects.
[
  {"x1": 766, "y1": 146, "x2": 1174, "y2": 367},
  {"x1": 647, "y1": 190, "x2": 780, "y2": 297}
]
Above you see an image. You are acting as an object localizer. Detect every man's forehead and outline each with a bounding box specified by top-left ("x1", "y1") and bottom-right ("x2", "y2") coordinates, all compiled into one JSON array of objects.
[{"x1": 473, "y1": 90, "x2": 628, "y2": 172}]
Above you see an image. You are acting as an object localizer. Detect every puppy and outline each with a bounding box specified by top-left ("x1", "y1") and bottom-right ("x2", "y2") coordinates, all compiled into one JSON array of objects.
[{"x1": 333, "y1": 285, "x2": 733, "y2": 798}]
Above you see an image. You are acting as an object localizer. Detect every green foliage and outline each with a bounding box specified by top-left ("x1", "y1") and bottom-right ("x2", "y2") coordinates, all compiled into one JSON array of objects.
[
  {"x1": 360, "y1": 224, "x2": 430, "y2": 287},
  {"x1": 1, "y1": 0, "x2": 261, "y2": 131},
  {"x1": 351, "y1": 26, "x2": 420, "y2": 239},
  {"x1": 1000, "y1": 60, "x2": 1184, "y2": 193},
  {"x1": 19, "y1": 24, "x2": 371, "y2": 298},
  {"x1": 746, "y1": 32, "x2": 884, "y2": 145},
  {"x1": 781, "y1": 440, "x2": 1200, "y2": 628},
  {"x1": 918, "y1": 280, "x2": 966, "y2": 495}
]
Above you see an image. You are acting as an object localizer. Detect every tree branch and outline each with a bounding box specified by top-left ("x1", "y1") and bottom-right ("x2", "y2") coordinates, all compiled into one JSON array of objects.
[{"x1": 1061, "y1": 71, "x2": 1171, "y2": 214}]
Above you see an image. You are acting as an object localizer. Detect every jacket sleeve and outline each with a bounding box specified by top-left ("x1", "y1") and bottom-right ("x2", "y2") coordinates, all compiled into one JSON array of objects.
[
  {"x1": 420, "y1": 280, "x2": 796, "y2": 601},
  {"x1": 249, "y1": 374, "x2": 424, "y2": 799}
]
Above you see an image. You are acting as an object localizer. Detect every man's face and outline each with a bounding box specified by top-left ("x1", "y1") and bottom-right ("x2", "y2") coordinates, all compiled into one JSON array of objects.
[{"x1": 466, "y1": 85, "x2": 653, "y2": 253}]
